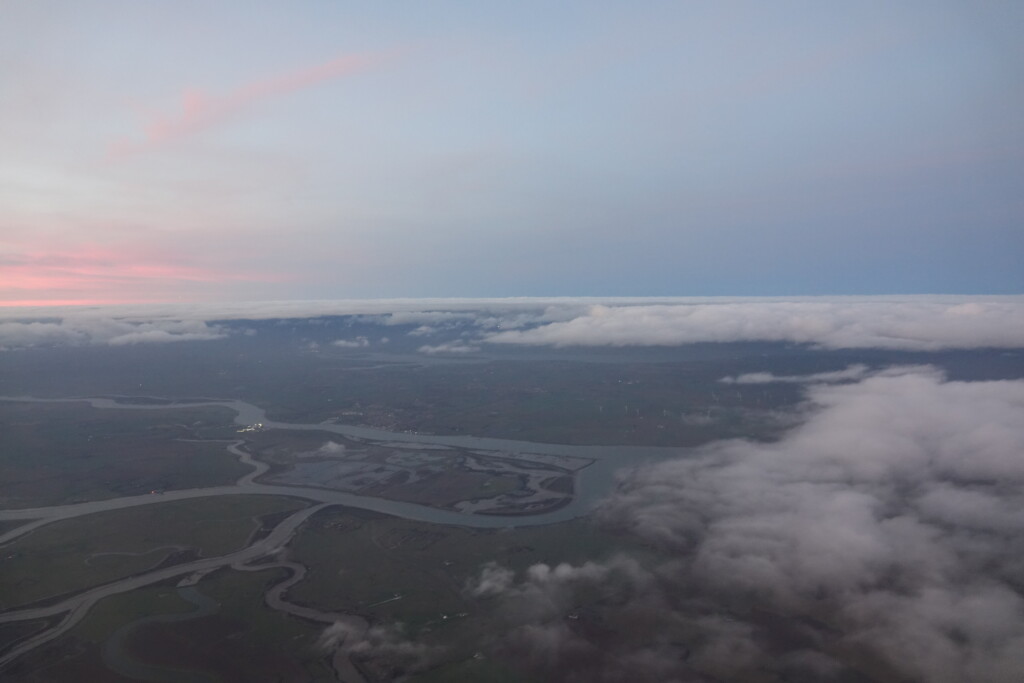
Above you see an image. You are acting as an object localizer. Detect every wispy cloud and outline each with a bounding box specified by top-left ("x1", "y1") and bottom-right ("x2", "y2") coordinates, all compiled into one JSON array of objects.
[{"x1": 111, "y1": 50, "x2": 395, "y2": 156}]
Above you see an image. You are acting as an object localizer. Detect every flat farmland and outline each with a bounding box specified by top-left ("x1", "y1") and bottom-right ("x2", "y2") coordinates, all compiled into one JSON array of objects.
[
  {"x1": 0, "y1": 495, "x2": 306, "y2": 610},
  {"x1": 0, "y1": 401, "x2": 247, "y2": 508}
]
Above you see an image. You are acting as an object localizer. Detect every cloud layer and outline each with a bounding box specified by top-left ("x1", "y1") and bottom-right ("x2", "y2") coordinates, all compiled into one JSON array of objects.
[
  {"x1": 718, "y1": 363, "x2": 939, "y2": 384},
  {"x1": 485, "y1": 300, "x2": 1024, "y2": 351},
  {"x1": 4, "y1": 296, "x2": 1023, "y2": 352},
  {"x1": 469, "y1": 368, "x2": 1024, "y2": 682},
  {"x1": 0, "y1": 317, "x2": 226, "y2": 349},
  {"x1": 720, "y1": 363, "x2": 873, "y2": 384}
]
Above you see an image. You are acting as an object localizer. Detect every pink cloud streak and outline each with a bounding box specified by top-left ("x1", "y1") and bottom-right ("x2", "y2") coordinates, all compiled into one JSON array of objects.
[{"x1": 112, "y1": 50, "x2": 395, "y2": 155}]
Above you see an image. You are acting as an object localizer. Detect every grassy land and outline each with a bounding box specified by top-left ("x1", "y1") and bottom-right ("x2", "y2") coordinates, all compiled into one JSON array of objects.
[
  {"x1": 74, "y1": 580, "x2": 197, "y2": 642},
  {"x1": 7, "y1": 568, "x2": 334, "y2": 683},
  {"x1": 0, "y1": 495, "x2": 306, "y2": 610},
  {"x1": 0, "y1": 619, "x2": 51, "y2": 656},
  {"x1": 4, "y1": 641, "x2": 140, "y2": 683},
  {"x1": 417, "y1": 656, "x2": 531, "y2": 683},
  {"x1": 290, "y1": 508, "x2": 625, "y2": 621},
  {"x1": 285, "y1": 506, "x2": 642, "y2": 681},
  {"x1": 121, "y1": 568, "x2": 335, "y2": 683},
  {"x1": 3, "y1": 331, "x2": 1018, "y2": 449},
  {"x1": 0, "y1": 401, "x2": 248, "y2": 509},
  {"x1": 1, "y1": 587, "x2": 181, "y2": 683},
  {"x1": 381, "y1": 470, "x2": 523, "y2": 507},
  {"x1": 0, "y1": 519, "x2": 28, "y2": 535},
  {"x1": 246, "y1": 357, "x2": 809, "y2": 446}
]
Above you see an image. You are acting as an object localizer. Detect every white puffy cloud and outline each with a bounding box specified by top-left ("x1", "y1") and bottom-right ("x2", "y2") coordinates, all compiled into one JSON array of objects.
[
  {"x1": 467, "y1": 562, "x2": 516, "y2": 597},
  {"x1": 317, "y1": 621, "x2": 438, "y2": 674},
  {"x1": 467, "y1": 556, "x2": 648, "y2": 609},
  {"x1": 599, "y1": 368, "x2": 1024, "y2": 683},
  {"x1": 465, "y1": 556, "x2": 680, "y2": 682},
  {"x1": 464, "y1": 368, "x2": 1024, "y2": 682},
  {"x1": 317, "y1": 441, "x2": 345, "y2": 455},
  {"x1": 332, "y1": 336, "x2": 369, "y2": 348}
]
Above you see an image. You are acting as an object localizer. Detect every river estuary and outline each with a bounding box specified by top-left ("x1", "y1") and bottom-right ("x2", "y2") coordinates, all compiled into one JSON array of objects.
[{"x1": 0, "y1": 395, "x2": 688, "y2": 677}]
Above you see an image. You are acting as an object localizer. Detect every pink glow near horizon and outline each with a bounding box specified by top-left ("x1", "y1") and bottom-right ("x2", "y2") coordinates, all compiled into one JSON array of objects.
[
  {"x1": 0, "y1": 298, "x2": 160, "y2": 308},
  {"x1": 1, "y1": 246, "x2": 290, "y2": 305}
]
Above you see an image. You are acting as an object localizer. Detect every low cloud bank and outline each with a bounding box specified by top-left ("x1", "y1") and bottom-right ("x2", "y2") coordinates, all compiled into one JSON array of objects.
[
  {"x1": 3, "y1": 296, "x2": 1023, "y2": 352},
  {"x1": 485, "y1": 300, "x2": 1024, "y2": 351},
  {"x1": 0, "y1": 297, "x2": 601, "y2": 323},
  {"x1": 417, "y1": 342, "x2": 479, "y2": 355},
  {"x1": 719, "y1": 363, "x2": 938, "y2": 384},
  {"x1": 469, "y1": 368, "x2": 1024, "y2": 682},
  {"x1": 721, "y1": 363, "x2": 874, "y2": 384},
  {"x1": 0, "y1": 317, "x2": 227, "y2": 349}
]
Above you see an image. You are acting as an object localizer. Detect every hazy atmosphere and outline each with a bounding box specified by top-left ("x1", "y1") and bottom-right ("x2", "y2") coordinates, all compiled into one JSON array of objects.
[
  {"x1": 3, "y1": 1, "x2": 1023, "y2": 305},
  {"x1": 2, "y1": 4, "x2": 1023, "y2": 683}
]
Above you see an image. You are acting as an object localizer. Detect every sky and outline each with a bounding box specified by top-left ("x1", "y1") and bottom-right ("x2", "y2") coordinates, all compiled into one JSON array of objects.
[{"x1": 2, "y1": 1, "x2": 1022, "y2": 305}]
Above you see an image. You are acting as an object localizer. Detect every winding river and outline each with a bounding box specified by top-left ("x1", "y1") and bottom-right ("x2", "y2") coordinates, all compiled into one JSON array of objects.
[
  {"x1": 101, "y1": 586, "x2": 221, "y2": 683},
  {"x1": 0, "y1": 395, "x2": 687, "y2": 674},
  {"x1": 0, "y1": 395, "x2": 682, "y2": 535}
]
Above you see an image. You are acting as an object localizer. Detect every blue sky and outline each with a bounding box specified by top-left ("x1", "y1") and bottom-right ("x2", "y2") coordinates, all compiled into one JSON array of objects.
[{"x1": 2, "y1": 1, "x2": 1021, "y2": 304}]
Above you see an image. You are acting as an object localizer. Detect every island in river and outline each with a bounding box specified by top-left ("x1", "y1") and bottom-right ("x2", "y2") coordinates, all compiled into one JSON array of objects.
[{"x1": 0, "y1": 394, "x2": 644, "y2": 682}]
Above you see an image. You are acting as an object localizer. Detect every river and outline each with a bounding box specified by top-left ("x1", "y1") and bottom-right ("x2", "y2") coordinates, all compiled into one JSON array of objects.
[
  {"x1": 0, "y1": 395, "x2": 685, "y2": 537},
  {"x1": 0, "y1": 395, "x2": 687, "y2": 675}
]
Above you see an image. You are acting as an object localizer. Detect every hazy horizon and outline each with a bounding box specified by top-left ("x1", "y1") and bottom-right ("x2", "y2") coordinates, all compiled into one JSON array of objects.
[{"x1": 3, "y1": 1, "x2": 1022, "y2": 305}]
